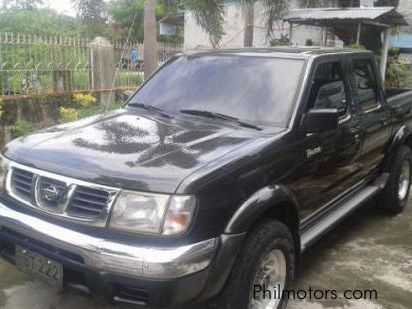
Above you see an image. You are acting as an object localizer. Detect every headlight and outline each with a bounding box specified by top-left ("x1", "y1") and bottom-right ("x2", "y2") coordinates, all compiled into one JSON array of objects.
[{"x1": 109, "y1": 192, "x2": 196, "y2": 236}]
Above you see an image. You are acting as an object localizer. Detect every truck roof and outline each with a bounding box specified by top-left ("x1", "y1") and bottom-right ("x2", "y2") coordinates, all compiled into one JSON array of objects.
[{"x1": 181, "y1": 47, "x2": 372, "y2": 59}]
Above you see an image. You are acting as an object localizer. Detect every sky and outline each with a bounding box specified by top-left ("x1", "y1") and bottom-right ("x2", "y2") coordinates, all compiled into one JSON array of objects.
[{"x1": 43, "y1": 0, "x2": 77, "y2": 16}]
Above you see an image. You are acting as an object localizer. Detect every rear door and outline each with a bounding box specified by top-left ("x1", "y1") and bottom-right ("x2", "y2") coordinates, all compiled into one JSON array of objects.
[{"x1": 349, "y1": 55, "x2": 392, "y2": 178}]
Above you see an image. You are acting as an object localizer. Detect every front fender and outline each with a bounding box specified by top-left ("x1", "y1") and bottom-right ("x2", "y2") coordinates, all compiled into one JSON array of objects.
[{"x1": 224, "y1": 185, "x2": 300, "y2": 234}]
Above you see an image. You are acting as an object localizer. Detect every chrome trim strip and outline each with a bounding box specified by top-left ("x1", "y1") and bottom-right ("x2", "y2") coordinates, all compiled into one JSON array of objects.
[
  {"x1": 0, "y1": 202, "x2": 217, "y2": 279},
  {"x1": 6, "y1": 161, "x2": 120, "y2": 227}
]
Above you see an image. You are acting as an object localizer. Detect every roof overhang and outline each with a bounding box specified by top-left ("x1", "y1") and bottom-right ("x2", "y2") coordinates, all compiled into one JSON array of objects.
[
  {"x1": 159, "y1": 13, "x2": 184, "y2": 26},
  {"x1": 284, "y1": 7, "x2": 408, "y2": 28}
]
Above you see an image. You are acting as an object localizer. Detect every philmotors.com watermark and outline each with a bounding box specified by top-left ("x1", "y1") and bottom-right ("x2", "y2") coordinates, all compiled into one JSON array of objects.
[{"x1": 253, "y1": 284, "x2": 378, "y2": 301}]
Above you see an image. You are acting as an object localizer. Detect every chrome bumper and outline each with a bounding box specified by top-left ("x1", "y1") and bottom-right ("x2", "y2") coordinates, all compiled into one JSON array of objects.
[{"x1": 0, "y1": 202, "x2": 217, "y2": 279}]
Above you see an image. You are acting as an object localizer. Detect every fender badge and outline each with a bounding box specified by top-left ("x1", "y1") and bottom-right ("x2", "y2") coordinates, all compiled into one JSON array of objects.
[{"x1": 306, "y1": 146, "x2": 322, "y2": 159}]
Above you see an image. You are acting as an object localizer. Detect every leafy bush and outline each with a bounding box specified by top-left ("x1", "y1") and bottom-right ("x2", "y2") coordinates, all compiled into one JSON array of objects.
[
  {"x1": 347, "y1": 44, "x2": 365, "y2": 50},
  {"x1": 12, "y1": 119, "x2": 34, "y2": 138},
  {"x1": 386, "y1": 58, "x2": 412, "y2": 88},
  {"x1": 59, "y1": 107, "x2": 78, "y2": 122},
  {"x1": 72, "y1": 93, "x2": 97, "y2": 108}
]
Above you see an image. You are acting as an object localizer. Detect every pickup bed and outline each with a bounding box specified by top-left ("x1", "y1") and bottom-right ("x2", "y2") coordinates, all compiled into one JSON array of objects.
[{"x1": 0, "y1": 48, "x2": 412, "y2": 309}]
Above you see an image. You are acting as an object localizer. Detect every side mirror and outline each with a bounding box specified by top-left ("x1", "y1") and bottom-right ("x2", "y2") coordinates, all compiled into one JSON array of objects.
[{"x1": 303, "y1": 109, "x2": 339, "y2": 133}]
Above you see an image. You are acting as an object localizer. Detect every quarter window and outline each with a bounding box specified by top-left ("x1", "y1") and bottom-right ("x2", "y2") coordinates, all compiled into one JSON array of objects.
[{"x1": 352, "y1": 58, "x2": 379, "y2": 111}]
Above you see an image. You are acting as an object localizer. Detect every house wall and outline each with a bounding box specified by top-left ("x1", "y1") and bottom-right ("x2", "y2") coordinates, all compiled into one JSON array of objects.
[
  {"x1": 398, "y1": 0, "x2": 412, "y2": 32},
  {"x1": 184, "y1": 0, "x2": 341, "y2": 50}
]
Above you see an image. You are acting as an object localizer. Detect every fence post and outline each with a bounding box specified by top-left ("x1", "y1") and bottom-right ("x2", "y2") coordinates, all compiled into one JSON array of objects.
[
  {"x1": 53, "y1": 70, "x2": 72, "y2": 93},
  {"x1": 88, "y1": 37, "x2": 115, "y2": 103}
]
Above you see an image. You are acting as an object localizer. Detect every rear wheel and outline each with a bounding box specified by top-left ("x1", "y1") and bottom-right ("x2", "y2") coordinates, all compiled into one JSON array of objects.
[
  {"x1": 378, "y1": 145, "x2": 412, "y2": 214},
  {"x1": 214, "y1": 221, "x2": 295, "y2": 309}
]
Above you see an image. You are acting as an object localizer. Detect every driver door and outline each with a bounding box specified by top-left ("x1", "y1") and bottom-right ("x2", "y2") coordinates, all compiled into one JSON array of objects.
[{"x1": 291, "y1": 57, "x2": 364, "y2": 219}]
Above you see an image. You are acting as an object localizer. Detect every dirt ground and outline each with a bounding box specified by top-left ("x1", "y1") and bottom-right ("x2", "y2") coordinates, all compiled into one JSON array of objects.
[{"x1": 0, "y1": 199, "x2": 411, "y2": 309}]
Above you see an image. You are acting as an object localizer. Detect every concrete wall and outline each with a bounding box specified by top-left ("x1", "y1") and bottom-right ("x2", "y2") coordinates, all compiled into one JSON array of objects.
[
  {"x1": 184, "y1": 0, "x2": 342, "y2": 50},
  {"x1": 398, "y1": 0, "x2": 412, "y2": 32}
]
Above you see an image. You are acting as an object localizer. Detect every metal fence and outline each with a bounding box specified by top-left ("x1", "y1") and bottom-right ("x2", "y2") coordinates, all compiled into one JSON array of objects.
[
  {"x1": 0, "y1": 33, "x2": 91, "y2": 97},
  {"x1": 112, "y1": 40, "x2": 183, "y2": 90},
  {"x1": 0, "y1": 33, "x2": 183, "y2": 98}
]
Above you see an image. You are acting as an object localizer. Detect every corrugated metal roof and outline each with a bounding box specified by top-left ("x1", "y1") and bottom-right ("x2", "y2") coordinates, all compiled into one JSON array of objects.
[{"x1": 286, "y1": 7, "x2": 396, "y2": 21}]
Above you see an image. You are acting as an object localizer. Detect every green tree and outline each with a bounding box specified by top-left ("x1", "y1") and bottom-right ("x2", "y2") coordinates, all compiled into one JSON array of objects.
[
  {"x1": 1, "y1": 0, "x2": 43, "y2": 10},
  {"x1": 0, "y1": 8, "x2": 83, "y2": 36},
  {"x1": 73, "y1": 0, "x2": 109, "y2": 36},
  {"x1": 143, "y1": 0, "x2": 225, "y2": 79},
  {"x1": 108, "y1": 0, "x2": 167, "y2": 41}
]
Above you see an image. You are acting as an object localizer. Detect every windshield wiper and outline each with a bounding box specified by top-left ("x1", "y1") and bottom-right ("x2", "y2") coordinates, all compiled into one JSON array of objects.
[
  {"x1": 128, "y1": 102, "x2": 172, "y2": 119},
  {"x1": 180, "y1": 109, "x2": 262, "y2": 131}
]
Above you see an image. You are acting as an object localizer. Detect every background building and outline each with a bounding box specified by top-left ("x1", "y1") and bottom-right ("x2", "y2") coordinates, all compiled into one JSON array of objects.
[{"x1": 183, "y1": 0, "x2": 411, "y2": 50}]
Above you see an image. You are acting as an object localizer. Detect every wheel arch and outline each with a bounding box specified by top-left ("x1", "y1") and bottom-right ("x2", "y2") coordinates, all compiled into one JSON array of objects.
[
  {"x1": 383, "y1": 125, "x2": 412, "y2": 171},
  {"x1": 224, "y1": 185, "x2": 301, "y2": 272}
]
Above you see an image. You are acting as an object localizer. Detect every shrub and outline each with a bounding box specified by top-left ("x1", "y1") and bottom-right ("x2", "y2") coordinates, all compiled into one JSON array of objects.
[
  {"x1": 347, "y1": 44, "x2": 365, "y2": 50},
  {"x1": 59, "y1": 106, "x2": 78, "y2": 122},
  {"x1": 12, "y1": 120, "x2": 34, "y2": 138},
  {"x1": 306, "y1": 39, "x2": 314, "y2": 46},
  {"x1": 384, "y1": 48, "x2": 412, "y2": 89},
  {"x1": 72, "y1": 93, "x2": 97, "y2": 108}
]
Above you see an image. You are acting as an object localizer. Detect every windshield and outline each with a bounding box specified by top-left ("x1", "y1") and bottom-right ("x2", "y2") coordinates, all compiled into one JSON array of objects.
[{"x1": 129, "y1": 55, "x2": 305, "y2": 127}]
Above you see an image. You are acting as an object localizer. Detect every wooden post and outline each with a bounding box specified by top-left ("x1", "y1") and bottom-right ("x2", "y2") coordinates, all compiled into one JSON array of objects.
[
  {"x1": 380, "y1": 28, "x2": 391, "y2": 83},
  {"x1": 356, "y1": 23, "x2": 362, "y2": 45},
  {"x1": 88, "y1": 37, "x2": 115, "y2": 104},
  {"x1": 289, "y1": 22, "x2": 293, "y2": 46},
  {"x1": 53, "y1": 70, "x2": 72, "y2": 93},
  {"x1": 321, "y1": 27, "x2": 326, "y2": 47}
]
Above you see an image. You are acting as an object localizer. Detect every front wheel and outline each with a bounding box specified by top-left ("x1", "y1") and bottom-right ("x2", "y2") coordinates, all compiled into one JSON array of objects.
[
  {"x1": 214, "y1": 221, "x2": 295, "y2": 309},
  {"x1": 378, "y1": 145, "x2": 412, "y2": 214}
]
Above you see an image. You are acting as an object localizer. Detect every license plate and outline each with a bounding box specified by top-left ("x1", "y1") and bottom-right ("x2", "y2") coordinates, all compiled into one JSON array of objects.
[{"x1": 15, "y1": 245, "x2": 63, "y2": 288}]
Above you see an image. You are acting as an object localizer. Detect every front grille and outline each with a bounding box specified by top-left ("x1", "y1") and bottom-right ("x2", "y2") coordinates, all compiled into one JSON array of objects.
[
  {"x1": 10, "y1": 168, "x2": 34, "y2": 200},
  {"x1": 7, "y1": 164, "x2": 119, "y2": 226},
  {"x1": 68, "y1": 186, "x2": 110, "y2": 218}
]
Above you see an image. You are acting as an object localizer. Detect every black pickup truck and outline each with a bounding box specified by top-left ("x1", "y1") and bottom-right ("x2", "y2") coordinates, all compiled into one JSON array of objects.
[{"x1": 0, "y1": 48, "x2": 412, "y2": 309}]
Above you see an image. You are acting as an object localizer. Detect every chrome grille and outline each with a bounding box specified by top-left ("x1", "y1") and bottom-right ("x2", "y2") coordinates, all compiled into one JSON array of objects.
[
  {"x1": 7, "y1": 163, "x2": 119, "y2": 227},
  {"x1": 10, "y1": 168, "x2": 34, "y2": 200},
  {"x1": 68, "y1": 186, "x2": 110, "y2": 218}
]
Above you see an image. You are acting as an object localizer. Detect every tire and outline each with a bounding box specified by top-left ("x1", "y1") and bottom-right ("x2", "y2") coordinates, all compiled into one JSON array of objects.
[
  {"x1": 378, "y1": 145, "x2": 412, "y2": 214},
  {"x1": 213, "y1": 220, "x2": 295, "y2": 309}
]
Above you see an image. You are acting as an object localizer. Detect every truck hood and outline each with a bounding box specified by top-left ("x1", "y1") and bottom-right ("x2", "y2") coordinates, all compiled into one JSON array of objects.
[{"x1": 4, "y1": 108, "x2": 273, "y2": 193}]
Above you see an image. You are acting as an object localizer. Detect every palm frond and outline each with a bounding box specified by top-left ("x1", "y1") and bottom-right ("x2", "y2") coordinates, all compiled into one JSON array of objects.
[
  {"x1": 263, "y1": 0, "x2": 289, "y2": 40},
  {"x1": 183, "y1": 0, "x2": 225, "y2": 48}
]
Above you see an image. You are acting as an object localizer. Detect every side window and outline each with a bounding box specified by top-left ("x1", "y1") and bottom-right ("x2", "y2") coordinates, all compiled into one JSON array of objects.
[
  {"x1": 352, "y1": 58, "x2": 379, "y2": 111},
  {"x1": 308, "y1": 61, "x2": 348, "y2": 117}
]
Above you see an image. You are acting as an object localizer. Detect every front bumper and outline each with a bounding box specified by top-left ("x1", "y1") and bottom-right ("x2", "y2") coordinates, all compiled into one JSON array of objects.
[
  {"x1": 0, "y1": 201, "x2": 216, "y2": 279},
  {"x1": 0, "y1": 201, "x2": 244, "y2": 307}
]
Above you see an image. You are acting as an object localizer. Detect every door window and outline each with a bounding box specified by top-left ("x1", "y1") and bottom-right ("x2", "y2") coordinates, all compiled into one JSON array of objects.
[
  {"x1": 307, "y1": 61, "x2": 348, "y2": 117},
  {"x1": 352, "y1": 58, "x2": 379, "y2": 111}
]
